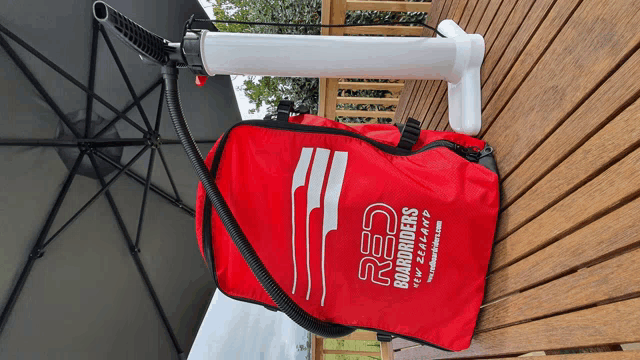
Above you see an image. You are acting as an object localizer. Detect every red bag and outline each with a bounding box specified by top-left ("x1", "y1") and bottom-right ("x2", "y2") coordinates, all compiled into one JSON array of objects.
[{"x1": 196, "y1": 114, "x2": 499, "y2": 351}]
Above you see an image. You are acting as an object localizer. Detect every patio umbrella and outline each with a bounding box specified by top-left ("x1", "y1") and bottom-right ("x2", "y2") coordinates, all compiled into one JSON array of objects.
[{"x1": 0, "y1": 0, "x2": 241, "y2": 358}]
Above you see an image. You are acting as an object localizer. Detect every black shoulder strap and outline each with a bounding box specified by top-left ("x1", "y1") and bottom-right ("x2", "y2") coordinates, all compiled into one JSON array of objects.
[
  {"x1": 397, "y1": 117, "x2": 421, "y2": 150},
  {"x1": 276, "y1": 100, "x2": 294, "y2": 122}
]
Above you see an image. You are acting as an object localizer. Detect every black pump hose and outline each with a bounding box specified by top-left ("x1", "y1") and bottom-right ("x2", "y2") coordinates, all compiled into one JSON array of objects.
[{"x1": 161, "y1": 65, "x2": 355, "y2": 338}]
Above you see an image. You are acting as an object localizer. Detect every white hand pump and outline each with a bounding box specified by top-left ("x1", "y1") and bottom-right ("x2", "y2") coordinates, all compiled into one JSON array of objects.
[{"x1": 198, "y1": 20, "x2": 484, "y2": 135}]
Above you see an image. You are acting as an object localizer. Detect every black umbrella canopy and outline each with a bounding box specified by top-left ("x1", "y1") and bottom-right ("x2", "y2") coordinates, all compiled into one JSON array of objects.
[{"x1": 0, "y1": 0, "x2": 241, "y2": 358}]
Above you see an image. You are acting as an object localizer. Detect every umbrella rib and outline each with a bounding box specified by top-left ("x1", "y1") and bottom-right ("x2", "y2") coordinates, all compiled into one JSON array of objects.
[
  {"x1": 99, "y1": 27, "x2": 153, "y2": 132},
  {"x1": 87, "y1": 153, "x2": 185, "y2": 357},
  {"x1": 156, "y1": 147, "x2": 182, "y2": 202},
  {"x1": 162, "y1": 139, "x2": 219, "y2": 145},
  {"x1": 85, "y1": 21, "x2": 99, "y2": 138},
  {"x1": 0, "y1": 23, "x2": 147, "y2": 135},
  {"x1": 0, "y1": 138, "x2": 148, "y2": 147},
  {"x1": 0, "y1": 152, "x2": 85, "y2": 336},
  {"x1": 0, "y1": 33, "x2": 81, "y2": 138},
  {"x1": 41, "y1": 146, "x2": 150, "y2": 250},
  {"x1": 93, "y1": 79, "x2": 162, "y2": 139},
  {"x1": 94, "y1": 150, "x2": 195, "y2": 217},
  {"x1": 154, "y1": 82, "x2": 165, "y2": 133},
  {"x1": 134, "y1": 148, "x2": 157, "y2": 249}
]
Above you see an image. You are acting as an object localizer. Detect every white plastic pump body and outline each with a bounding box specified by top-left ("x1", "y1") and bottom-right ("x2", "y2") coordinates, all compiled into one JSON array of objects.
[{"x1": 199, "y1": 20, "x2": 484, "y2": 135}]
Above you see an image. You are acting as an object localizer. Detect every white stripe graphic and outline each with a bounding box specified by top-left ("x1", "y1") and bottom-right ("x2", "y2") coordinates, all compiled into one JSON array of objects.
[
  {"x1": 321, "y1": 151, "x2": 348, "y2": 306},
  {"x1": 306, "y1": 148, "x2": 331, "y2": 300},
  {"x1": 291, "y1": 148, "x2": 313, "y2": 295}
]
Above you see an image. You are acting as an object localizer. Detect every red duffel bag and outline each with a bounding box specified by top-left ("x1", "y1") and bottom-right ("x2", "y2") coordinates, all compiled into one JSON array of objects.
[{"x1": 196, "y1": 112, "x2": 499, "y2": 351}]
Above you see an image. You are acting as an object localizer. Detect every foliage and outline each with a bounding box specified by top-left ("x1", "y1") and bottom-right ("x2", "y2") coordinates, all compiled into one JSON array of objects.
[{"x1": 208, "y1": 0, "x2": 428, "y2": 118}]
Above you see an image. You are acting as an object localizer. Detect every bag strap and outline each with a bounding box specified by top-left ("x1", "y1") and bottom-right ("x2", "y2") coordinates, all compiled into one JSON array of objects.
[
  {"x1": 397, "y1": 117, "x2": 421, "y2": 151},
  {"x1": 276, "y1": 100, "x2": 294, "y2": 121}
]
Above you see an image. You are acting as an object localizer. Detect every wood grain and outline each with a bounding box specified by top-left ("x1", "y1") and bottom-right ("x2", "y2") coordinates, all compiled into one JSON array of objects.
[
  {"x1": 486, "y1": 196, "x2": 640, "y2": 302},
  {"x1": 337, "y1": 97, "x2": 399, "y2": 105},
  {"x1": 323, "y1": 349, "x2": 382, "y2": 356},
  {"x1": 490, "y1": 146, "x2": 640, "y2": 272},
  {"x1": 397, "y1": 0, "x2": 451, "y2": 123},
  {"x1": 481, "y1": 0, "x2": 640, "y2": 174},
  {"x1": 500, "y1": 50, "x2": 640, "y2": 208},
  {"x1": 480, "y1": 0, "x2": 536, "y2": 85},
  {"x1": 394, "y1": 297, "x2": 640, "y2": 359},
  {"x1": 336, "y1": 109, "x2": 395, "y2": 117},
  {"x1": 480, "y1": 0, "x2": 519, "y2": 56},
  {"x1": 475, "y1": 0, "x2": 504, "y2": 36},
  {"x1": 381, "y1": 341, "x2": 395, "y2": 360},
  {"x1": 313, "y1": 336, "x2": 324, "y2": 360},
  {"x1": 338, "y1": 331, "x2": 378, "y2": 341},
  {"x1": 480, "y1": 0, "x2": 581, "y2": 134},
  {"x1": 480, "y1": 0, "x2": 553, "y2": 97},
  {"x1": 339, "y1": 82, "x2": 404, "y2": 91},
  {"x1": 414, "y1": 0, "x2": 467, "y2": 124},
  {"x1": 466, "y1": 0, "x2": 491, "y2": 32},
  {"x1": 343, "y1": 25, "x2": 423, "y2": 36},
  {"x1": 346, "y1": 0, "x2": 432, "y2": 12},
  {"x1": 496, "y1": 98, "x2": 640, "y2": 240},
  {"x1": 402, "y1": 352, "x2": 640, "y2": 360},
  {"x1": 459, "y1": 0, "x2": 479, "y2": 29},
  {"x1": 478, "y1": 247, "x2": 640, "y2": 331}
]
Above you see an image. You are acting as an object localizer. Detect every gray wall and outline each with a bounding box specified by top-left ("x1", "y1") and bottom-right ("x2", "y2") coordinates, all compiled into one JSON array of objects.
[{"x1": 0, "y1": 0, "x2": 241, "y2": 358}]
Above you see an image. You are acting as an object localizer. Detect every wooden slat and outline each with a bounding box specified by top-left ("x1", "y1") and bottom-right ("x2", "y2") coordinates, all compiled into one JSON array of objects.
[
  {"x1": 481, "y1": 0, "x2": 640, "y2": 174},
  {"x1": 479, "y1": 0, "x2": 582, "y2": 135},
  {"x1": 394, "y1": 297, "x2": 640, "y2": 359},
  {"x1": 337, "y1": 331, "x2": 378, "y2": 341},
  {"x1": 490, "y1": 147, "x2": 640, "y2": 272},
  {"x1": 459, "y1": 0, "x2": 479, "y2": 29},
  {"x1": 496, "y1": 97, "x2": 640, "y2": 240},
  {"x1": 475, "y1": 0, "x2": 504, "y2": 36},
  {"x1": 336, "y1": 109, "x2": 395, "y2": 117},
  {"x1": 338, "y1": 82, "x2": 404, "y2": 91},
  {"x1": 501, "y1": 49, "x2": 640, "y2": 208},
  {"x1": 408, "y1": 352, "x2": 640, "y2": 360},
  {"x1": 346, "y1": 0, "x2": 432, "y2": 12},
  {"x1": 318, "y1": 0, "x2": 346, "y2": 120},
  {"x1": 394, "y1": 79, "x2": 416, "y2": 122},
  {"x1": 466, "y1": 0, "x2": 491, "y2": 32},
  {"x1": 325, "y1": 79, "x2": 340, "y2": 120},
  {"x1": 415, "y1": 0, "x2": 466, "y2": 126},
  {"x1": 426, "y1": 0, "x2": 522, "y2": 129},
  {"x1": 343, "y1": 25, "x2": 423, "y2": 36},
  {"x1": 318, "y1": 77, "x2": 328, "y2": 117},
  {"x1": 478, "y1": 247, "x2": 640, "y2": 331},
  {"x1": 337, "y1": 96, "x2": 399, "y2": 105},
  {"x1": 396, "y1": 0, "x2": 449, "y2": 123},
  {"x1": 381, "y1": 341, "x2": 395, "y2": 360},
  {"x1": 313, "y1": 336, "x2": 324, "y2": 360},
  {"x1": 480, "y1": 0, "x2": 536, "y2": 85},
  {"x1": 323, "y1": 349, "x2": 382, "y2": 356},
  {"x1": 480, "y1": 0, "x2": 558, "y2": 109},
  {"x1": 486, "y1": 196, "x2": 640, "y2": 302},
  {"x1": 418, "y1": 0, "x2": 483, "y2": 128}
]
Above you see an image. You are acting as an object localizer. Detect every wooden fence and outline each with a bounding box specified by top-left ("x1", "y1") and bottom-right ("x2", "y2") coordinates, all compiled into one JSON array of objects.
[
  {"x1": 317, "y1": 0, "x2": 432, "y2": 123},
  {"x1": 312, "y1": 332, "x2": 394, "y2": 360}
]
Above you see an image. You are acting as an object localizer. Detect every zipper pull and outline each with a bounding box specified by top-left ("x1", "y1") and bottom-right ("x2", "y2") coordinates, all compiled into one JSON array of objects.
[
  {"x1": 479, "y1": 146, "x2": 494, "y2": 158},
  {"x1": 460, "y1": 145, "x2": 493, "y2": 162}
]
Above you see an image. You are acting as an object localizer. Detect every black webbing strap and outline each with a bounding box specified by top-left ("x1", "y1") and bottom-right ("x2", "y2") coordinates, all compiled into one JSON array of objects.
[
  {"x1": 397, "y1": 117, "x2": 421, "y2": 150},
  {"x1": 276, "y1": 100, "x2": 294, "y2": 122}
]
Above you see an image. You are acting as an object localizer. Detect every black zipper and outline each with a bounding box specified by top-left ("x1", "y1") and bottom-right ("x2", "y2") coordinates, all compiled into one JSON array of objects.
[{"x1": 217, "y1": 120, "x2": 492, "y2": 163}]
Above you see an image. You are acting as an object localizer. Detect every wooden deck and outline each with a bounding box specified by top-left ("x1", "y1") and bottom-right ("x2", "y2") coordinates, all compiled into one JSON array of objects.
[{"x1": 391, "y1": 0, "x2": 640, "y2": 358}]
